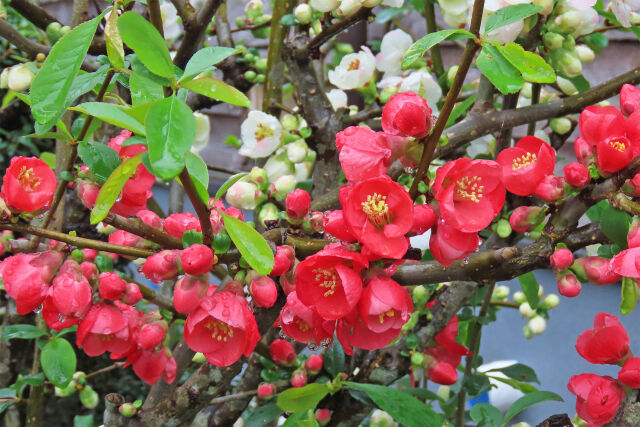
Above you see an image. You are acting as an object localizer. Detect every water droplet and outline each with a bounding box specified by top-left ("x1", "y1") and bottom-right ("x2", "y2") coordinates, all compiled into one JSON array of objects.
[
  {"x1": 33, "y1": 304, "x2": 43, "y2": 314},
  {"x1": 307, "y1": 341, "x2": 318, "y2": 351},
  {"x1": 58, "y1": 314, "x2": 65, "y2": 322},
  {"x1": 115, "y1": 196, "x2": 122, "y2": 202},
  {"x1": 279, "y1": 330, "x2": 287, "y2": 339},
  {"x1": 320, "y1": 338, "x2": 331, "y2": 348}
]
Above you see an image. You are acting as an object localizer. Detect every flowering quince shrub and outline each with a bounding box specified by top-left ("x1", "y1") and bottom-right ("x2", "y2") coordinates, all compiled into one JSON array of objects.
[{"x1": 4, "y1": 0, "x2": 640, "y2": 426}]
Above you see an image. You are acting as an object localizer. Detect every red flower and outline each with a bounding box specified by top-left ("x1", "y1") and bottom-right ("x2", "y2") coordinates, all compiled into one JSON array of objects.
[
  {"x1": 142, "y1": 250, "x2": 180, "y2": 283},
  {"x1": 621, "y1": 84, "x2": 640, "y2": 116},
  {"x1": 381, "y1": 91, "x2": 433, "y2": 138},
  {"x1": 427, "y1": 360, "x2": 459, "y2": 385},
  {"x1": 576, "y1": 312, "x2": 631, "y2": 364},
  {"x1": 628, "y1": 223, "x2": 640, "y2": 248},
  {"x1": 324, "y1": 210, "x2": 356, "y2": 242},
  {"x1": 270, "y1": 339, "x2": 296, "y2": 366},
  {"x1": 568, "y1": 374, "x2": 625, "y2": 426},
  {"x1": 77, "y1": 302, "x2": 132, "y2": 357},
  {"x1": 271, "y1": 245, "x2": 295, "y2": 276},
  {"x1": 184, "y1": 291, "x2": 261, "y2": 366},
  {"x1": 580, "y1": 106, "x2": 626, "y2": 147},
  {"x1": 557, "y1": 273, "x2": 582, "y2": 298},
  {"x1": 1, "y1": 156, "x2": 56, "y2": 212},
  {"x1": 357, "y1": 275, "x2": 413, "y2": 334},
  {"x1": 249, "y1": 275, "x2": 278, "y2": 308},
  {"x1": 619, "y1": 357, "x2": 640, "y2": 388},
  {"x1": 0, "y1": 251, "x2": 63, "y2": 315},
  {"x1": 433, "y1": 158, "x2": 505, "y2": 232},
  {"x1": 336, "y1": 126, "x2": 392, "y2": 183},
  {"x1": 343, "y1": 176, "x2": 413, "y2": 258},
  {"x1": 163, "y1": 212, "x2": 201, "y2": 239},
  {"x1": 574, "y1": 257, "x2": 621, "y2": 286},
  {"x1": 285, "y1": 189, "x2": 311, "y2": 220},
  {"x1": 424, "y1": 314, "x2": 470, "y2": 385},
  {"x1": 173, "y1": 275, "x2": 209, "y2": 314},
  {"x1": 49, "y1": 272, "x2": 92, "y2": 319},
  {"x1": 295, "y1": 244, "x2": 367, "y2": 320},
  {"x1": 337, "y1": 309, "x2": 403, "y2": 355},
  {"x1": 132, "y1": 347, "x2": 176, "y2": 385},
  {"x1": 410, "y1": 204, "x2": 436, "y2": 236},
  {"x1": 564, "y1": 162, "x2": 590, "y2": 189},
  {"x1": 610, "y1": 247, "x2": 640, "y2": 278},
  {"x1": 429, "y1": 218, "x2": 480, "y2": 266},
  {"x1": 278, "y1": 291, "x2": 321, "y2": 344},
  {"x1": 138, "y1": 322, "x2": 167, "y2": 350},
  {"x1": 98, "y1": 272, "x2": 128, "y2": 301},
  {"x1": 496, "y1": 136, "x2": 556, "y2": 196},
  {"x1": 180, "y1": 244, "x2": 214, "y2": 276},
  {"x1": 596, "y1": 136, "x2": 633, "y2": 174}
]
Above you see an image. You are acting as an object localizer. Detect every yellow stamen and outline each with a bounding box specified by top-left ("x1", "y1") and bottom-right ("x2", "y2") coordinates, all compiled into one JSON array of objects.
[
  {"x1": 347, "y1": 59, "x2": 360, "y2": 71},
  {"x1": 378, "y1": 309, "x2": 395, "y2": 324},
  {"x1": 295, "y1": 318, "x2": 311, "y2": 332},
  {"x1": 313, "y1": 268, "x2": 339, "y2": 297},
  {"x1": 18, "y1": 166, "x2": 40, "y2": 192},
  {"x1": 361, "y1": 193, "x2": 391, "y2": 229},
  {"x1": 609, "y1": 139, "x2": 627, "y2": 152},
  {"x1": 254, "y1": 123, "x2": 274, "y2": 141},
  {"x1": 512, "y1": 152, "x2": 537, "y2": 170},
  {"x1": 205, "y1": 319, "x2": 234, "y2": 343},
  {"x1": 455, "y1": 175, "x2": 484, "y2": 203}
]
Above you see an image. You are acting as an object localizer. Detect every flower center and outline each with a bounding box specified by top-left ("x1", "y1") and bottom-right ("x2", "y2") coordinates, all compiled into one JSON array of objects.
[
  {"x1": 378, "y1": 309, "x2": 395, "y2": 324},
  {"x1": 254, "y1": 123, "x2": 274, "y2": 141},
  {"x1": 609, "y1": 139, "x2": 627, "y2": 152},
  {"x1": 98, "y1": 334, "x2": 113, "y2": 342},
  {"x1": 347, "y1": 59, "x2": 360, "y2": 71},
  {"x1": 18, "y1": 166, "x2": 40, "y2": 192},
  {"x1": 361, "y1": 193, "x2": 391, "y2": 229},
  {"x1": 454, "y1": 176, "x2": 484, "y2": 203},
  {"x1": 512, "y1": 152, "x2": 537, "y2": 170},
  {"x1": 295, "y1": 318, "x2": 311, "y2": 332},
  {"x1": 313, "y1": 268, "x2": 339, "y2": 297},
  {"x1": 205, "y1": 319, "x2": 234, "y2": 342}
]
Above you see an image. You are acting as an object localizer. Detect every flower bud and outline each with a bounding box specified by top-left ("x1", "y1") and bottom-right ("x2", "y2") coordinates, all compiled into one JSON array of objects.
[
  {"x1": 142, "y1": 250, "x2": 180, "y2": 283},
  {"x1": 245, "y1": 0, "x2": 263, "y2": 19},
  {"x1": 7, "y1": 65, "x2": 34, "y2": 92},
  {"x1": 629, "y1": 221, "x2": 640, "y2": 248},
  {"x1": 554, "y1": 11, "x2": 582, "y2": 33},
  {"x1": 181, "y1": 244, "x2": 215, "y2": 275},
  {"x1": 269, "y1": 339, "x2": 296, "y2": 366},
  {"x1": 446, "y1": 66, "x2": 458, "y2": 87},
  {"x1": 563, "y1": 162, "x2": 590, "y2": 189},
  {"x1": 509, "y1": 206, "x2": 545, "y2": 233},
  {"x1": 98, "y1": 272, "x2": 128, "y2": 300},
  {"x1": 528, "y1": 315, "x2": 547, "y2": 335},
  {"x1": 279, "y1": 272, "x2": 296, "y2": 295},
  {"x1": 119, "y1": 403, "x2": 137, "y2": 417},
  {"x1": 623, "y1": 173, "x2": 640, "y2": 197},
  {"x1": 307, "y1": 211, "x2": 324, "y2": 233},
  {"x1": 336, "y1": 0, "x2": 362, "y2": 17},
  {"x1": 250, "y1": 274, "x2": 278, "y2": 308},
  {"x1": 138, "y1": 322, "x2": 167, "y2": 349},
  {"x1": 557, "y1": 76, "x2": 578, "y2": 96},
  {"x1": 192, "y1": 352, "x2": 206, "y2": 363},
  {"x1": 287, "y1": 140, "x2": 309, "y2": 164},
  {"x1": 305, "y1": 354, "x2": 323, "y2": 374},
  {"x1": 575, "y1": 45, "x2": 595, "y2": 63},
  {"x1": 550, "y1": 248, "x2": 574, "y2": 273},
  {"x1": 258, "y1": 203, "x2": 279, "y2": 227},
  {"x1": 163, "y1": 212, "x2": 201, "y2": 239},
  {"x1": 519, "y1": 302, "x2": 533, "y2": 318},
  {"x1": 541, "y1": 293, "x2": 560, "y2": 309},
  {"x1": 558, "y1": 51, "x2": 582, "y2": 78},
  {"x1": 122, "y1": 282, "x2": 143, "y2": 305},
  {"x1": 562, "y1": 35, "x2": 576, "y2": 51},
  {"x1": 543, "y1": 32, "x2": 564, "y2": 50},
  {"x1": 621, "y1": 84, "x2": 640, "y2": 116},
  {"x1": 410, "y1": 204, "x2": 436, "y2": 235},
  {"x1": 534, "y1": 175, "x2": 566, "y2": 203},
  {"x1": 574, "y1": 136, "x2": 595, "y2": 166},
  {"x1": 257, "y1": 382, "x2": 276, "y2": 399},
  {"x1": 285, "y1": 189, "x2": 311, "y2": 220},
  {"x1": 81, "y1": 262, "x2": 98, "y2": 282},
  {"x1": 574, "y1": 256, "x2": 621, "y2": 285},
  {"x1": 513, "y1": 291, "x2": 526, "y2": 305},
  {"x1": 523, "y1": 325, "x2": 534, "y2": 339},
  {"x1": 0, "y1": 68, "x2": 9, "y2": 89},
  {"x1": 291, "y1": 369, "x2": 308, "y2": 387},
  {"x1": 316, "y1": 409, "x2": 331, "y2": 426},
  {"x1": 557, "y1": 273, "x2": 582, "y2": 298},
  {"x1": 264, "y1": 152, "x2": 295, "y2": 181},
  {"x1": 382, "y1": 91, "x2": 433, "y2": 138},
  {"x1": 273, "y1": 175, "x2": 297, "y2": 199},
  {"x1": 532, "y1": 0, "x2": 553, "y2": 14},
  {"x1": 294, "y1": 3, "x2": 312, "y2": 23},
  {"x1": 550, "y1": 117, "x2": 571, "y2": 135},
  {"x1": 496, "y1": 219, "x2": 512, "y2": 238},
  {"x1": 281, "y1": 114, "x2": 299, "y2": 131},
  {"x1": 174, "y1": 275, "x2": 209, "y2": 314},
  {"x1": 226, "y1": 180, "x2": 262, "y2": 210},
  {"x1": 271, "y1": 245, "x2": 295, "y2": 276},
  {"x1": 192, "y1": 112, "x2": 211, "y2": 154},
  {"x1": 427, "y1": 360, "x2": 458, "y2": 385},
  {"x1": 55, "y1": 381, "x2": 77, "y2": 397},
  {"x1": 491, "y1": 285, "x2": 510, "y2": 301},
  {"x1": 80, "y1": 386, "x2": 99, "y2": 409},
  {"x1": 411, "y1": 352, "x2": 425, "y2": 366}
]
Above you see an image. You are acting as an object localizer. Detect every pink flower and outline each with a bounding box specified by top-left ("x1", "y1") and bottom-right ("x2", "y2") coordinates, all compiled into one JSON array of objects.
[
  {"x1": 336, "y1": 126, "x2": 392, "y2": 183},
  {"x1": 381, "y1": 91, "x2": 433, "y2": 138}
]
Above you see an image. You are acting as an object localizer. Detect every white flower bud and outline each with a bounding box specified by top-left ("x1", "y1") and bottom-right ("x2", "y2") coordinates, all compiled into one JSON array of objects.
[
  {"x1": 551, "y1": 117, "x2": 572, "y2": 135},
  {"x1": 337, "y1": 0, "x2": 363, "y2": 18},
  {"x1": 527, "y1": 315, "x2": 547, "y2": 335},
  {"x1": 491, "y1": 285, "x2": 510, "y2": 300},
  {"x1": 191, "y1": 112, "x2": 211, "y2": 154},
  {"x1": 7, "y1": 64, "x2": 34, "y2": 92},
  {"x1": 226, "y1": 180, "x2": 261, "y2": 210},
  {"x1": 534, "y1": 130, "x2": 550, "y2": 143},
  {"x1": 287, "y1": 140, "x2": 308, "y2": 163},
  {"x1": 0, "y1": 68, "x2": 9, "y2": 89},
  {"x1": 273, "y1": 175, "x2": 296, "y2": 198},
  {"x1": 362, "y1": 0, "x2": 382, "y2": 6},
  {"x1": 264, "y1": 152, "x2": 295, "y2": 181},
  {"x1": 294, "y1": 3, "x2": 312, "y2": 24},
  {"x1": 519, "y1": 302, "x2": 532, "y2": 318},
  {"x1": 542, "y1": 294, "x2": 560, "y2": 309},
  {"x1": 310, "y1": 0, "x2": 339, "y2": 12},
  {"x1": 513, "y1": 291, "x2": 526, "y2": 305},
  {"x1": 556, "y1": 76, "x2": 578, "y2": 95},
  {"x1": 575, "y1": 45, "x2": 595, "y2": 63}
]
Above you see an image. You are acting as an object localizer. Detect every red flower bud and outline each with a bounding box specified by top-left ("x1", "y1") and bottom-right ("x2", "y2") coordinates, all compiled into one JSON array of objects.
[
  {"x1": 509, "y1": 206, "x2": 544, "y2": 233},
  {"x1": 382, "y1": 91, "x2": 433, "y2": 138},
  {"x1": 534, "y1": 175, "x2": 566, "y2": 203},
  {"x1": 257, "y1": 383, "x2": 276, "y2": 399},
  {"x1": 122, "y1": 282, "x2": 142, "y2": 305},
  {"x1": 621, "y1": 84, "x2": 640, "y2": 116},
  {"x1": 624, "y1": 173, "x2": 640, "y2": 197},
  {"x1": 81, "y1": 262, "x2": 98, "y2": 282},
  {"x1": 163, "y1": 212, "x2": 201, "y2": 239},
  {"x1": 174, "y1": 275, "x2": 209, "y2": 314},
  {"x1": 279, "y1": 273, "x2": 296, "y2": 295},
  {"x1": 291, "y1": 369, "x2": 307, "y2": 388},
  {"x1": 308, "y1": 211, "x2": 324, "y2": 233},
  {"x1": 619, "y1": 357, "x2": 640, "y2": 388},
  {"x1": 576, "y1": 312, "x2": 631, "y2": 364},
  {"x1": 563, "y1": 162, "x2": 590, "y2": 189},
  {"x1": 410, "y1": 204, "x2": 436, "y2": 236},
  {"x1": 77, "y1": 180, "x2": 100, "y2": 210},
  {"x1": 550, "y1": 248, "x2": 574, "y2": 273},
  {"x1": 250, "y1": 275, "x2": 278, "y2": 308},
  {"x1": 305, "y1": 354, "x2": 323, "y2": 374},
  {"x1": 270, "y1": 339, "x2": 296, "y2": 366},
  {"x1": 109, "y1": 230, "x2": 144, "y2": 249},
  {"x1": 137, "y1": 210, "x2": 162, "y2": 228},
  {"x1": 629, "y1": 223, "x2": 640, "y2": 248},
  {"x1": 315, "y1": 409, "x2": 331, "y2": 426},
  {"x1": 271, "y1": 245, "x2": 295, "y2": 276},
  {"x1": 180, "y1": 244, "x2": 214, "y2": 276},
  {"x1": 285, "y1": 189, "x2": 311, "y2": 220},
  {"x1": 138, "y1": 322, "x2": 167, "y2": 349},
  {"x1": 557, "y1": 273, "x2": 582, "y2": 298},
  {"x1": 98, "y1": 272, "x2": 128, "y2": 301},
  {"x1": 1, "y1": 157, "x2": 57, "y2": 212},
  {"x1": 574, "y1": 256, "x2": 621, "y2": 285},
  {"x1": 142, "y1": 250, "x2": 180, "y2": 283},
  {"x1": 427, "y1": 360, "x2": 458, "y2": 385},
  {"x1": 82, "y1": 249, "x2": 98, "y2": 261},
  {"x1": 574, "y1": 136, "x2": 595, "y2": 166}
]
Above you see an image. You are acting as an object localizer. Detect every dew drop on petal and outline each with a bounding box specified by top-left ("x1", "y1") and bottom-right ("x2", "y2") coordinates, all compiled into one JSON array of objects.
[
  {"x1": 33, "y1": 304, "x2": 43, "y2": 314},
  {"x1": 58, "y1": 314, "x2": 65, "y2": 322}
]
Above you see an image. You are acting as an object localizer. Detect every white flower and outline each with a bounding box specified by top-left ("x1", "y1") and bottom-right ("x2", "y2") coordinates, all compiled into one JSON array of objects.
[
  {"x1": 439, "y1": 0, "x2": 468, "y2": 26},
  {"x1": 226, "y1": 180, "x2": 260, "y2": 210},
  {"x1": 337, "y1": 0, "x2": 364, "y2": 18},
  {"x1": 310, "y1": 0, "x2": 339, "y2": 12},
  {"x1": 7, "y1": 64, "x2": 34, "y2": 92},
  {"x1": 375, "y1": 29, "x2": 414, "y2": 76},
  {"x1": 328, "y1": 47, "x2": 376, "y2": 90},
  {"x1": 466, "y1": 135, "x2": 495, "y2": 158},
  {"x1": 160, "y1": 2, "x2": 182, "y2": 40},
  {"x1": 326, "y1": 89, "x2": 348, "y2": 110},
  {"x1": 191, "y1": 112, "x2": 211, "y2": 154},
  {"x1": 482, "y1": 0, "x2": 533, "y2": 43},
  {"x1": 399, "y1": 71, "x2": 443, "y2": 111},
  {"x1": 264, "y1": 151, "x2": 295, "y2": 181},
  {"x1": 239, "y1": 111, "x2": 282, "y2": 158},
  {"x1": 442, "y1": 10, "x2": 468, "y2": 28},
  {"x1": 611, "y1": 0, "x2": 640, "y2": 27}
]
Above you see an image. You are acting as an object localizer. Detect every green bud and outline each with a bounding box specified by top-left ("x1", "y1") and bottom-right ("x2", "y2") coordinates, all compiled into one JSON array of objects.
[
  {"x1": 575, "y1": 45, "x2": 595, "y2": 63},
  {"x1": 245, "y1": 0, "x2": 264, "y2": 20},
  {"x1": 247, "y1": 166, "x2": 269, "y2": 189},
  {"x1": 550, "y1": 117, "x2": 572, "y2": 135},
  {"x1": 556, "y1": 76, "x2": 578, "y2": 95},
  {"x1": 513, "y1": 291, "x2": 526, "y2": 304},
  {"x1": 496, "y1": 219, "x2": 512, "y2": 238},
  {"x1": 119, "y1": 403, "x2": 137, "y2": 417},
  {"x1": 192, "y1": 352, "x2": 207, "y2": 363},
  {"x1": 255, "y1": 74, "x2": 266, "y2": 84},
  {"x1": 59, "y1": 26, "x2": 71, "y2": 36},
  {"x1": 558, "y1": 51, "x2": 582, "y2": 78},
  {"x1": 543, "y1": 32, "x2": 564, "y2": 50},
  {"x1": 541, "y1": 293, "x2": 560, "y2": 309},
  {"x1": 294, "y1": 3, "x2": 312, "y2": 24},
  {"x1": 562, "y1": 35, "x2": 576, "y2": 50},
  {"x1": 46, "y1": 22, "x2": 62, "y2": 43},
  {"x1": 335, "y1": 43, "x2": 354, "y2": 55},
  {"x1": 255, "y1": 58, "x2": 268, "y2": 73},
  {"x1": 491, "y1": 285, "x2": 510, "y2": 301},
  {"x1": 235, "y1": 16, "x2": 246, "y2": 27},
  {"x1": 243, "y1": 70, "x2": 257, "y2": 82},
  {"x1": 71, "y1": 249, "x2": 84, "y2": 263},
  {"x1": 532, "y1": 0, "x2": 553, "y2": 15},
  {"x1": 211, "y1": 232, "x2": 231, "y2": 254},
  {"x1": 79, "y1": 386, "x2": 99, "y2": 409},
  {"x1": 258, "y1": 203, "x2": 279, "y2": 226},
  {"x1": 410, "y1": 352, "x2": 425, "y2": 367},
  {"x1": 55, "y1": 381, "x2": 77, "y2": 397},
  {"x1": 446, "y1": 65, "x2": 459, "y2": 87},
  {"x1": 412, "y1": 285, "x2": 428, "y2": 306},
  {"x1": 379, "y1": 87, "x2": 394, "y2": 104},
  {"x1": 523, "y1": 325, "x2": 534, "y2": 339}
]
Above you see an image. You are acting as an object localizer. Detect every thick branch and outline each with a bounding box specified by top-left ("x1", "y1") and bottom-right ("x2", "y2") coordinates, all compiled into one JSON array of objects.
[{"x1": 179, "y1": 168, "x2": 214, "y2": 245}]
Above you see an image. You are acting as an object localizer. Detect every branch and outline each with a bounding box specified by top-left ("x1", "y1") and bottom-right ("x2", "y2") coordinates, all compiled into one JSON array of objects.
[
  {"x1": 0, "y1": 19, "x2": 50, "y2": 58},
  {"x1": 261, "y1": 0, "x2": 293, "y2": 114},
  {"x1": 423, "y1": 0, "x2": 444, "y2": 79},
  {"x1": 104, "y1": 213, "x2": 183, "y2": 249},
  {"x1": 178, "y1": 168, "x2": 214, "y2": 245},
  {"x1": 172, "y1": 0, "x2": 222, "y2": 68}
]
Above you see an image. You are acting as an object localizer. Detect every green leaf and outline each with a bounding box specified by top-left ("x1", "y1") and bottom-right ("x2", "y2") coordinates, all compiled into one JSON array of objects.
[
  {"x1": 503, "y1": 391, "x2": 563, "y2": 424},
  {"x1": 486, "y1": 363, "x2": 539, "y2": 383},
  {"x1": 402, "y1": 29, "x2": 475, "y2": 69},
  {"x1": 11, "y1": 373, "x2": 45, "y2": 397},
  {"x1": 105, "y1": 5, "x2": 124, "y2": 68},
  {"x1": 446, "y1": 94, "x2": 476, "y2": 127},
  {"x1": 470, "y1": 403, "x2": 502, "y2": 427},
  {"x1": 463, "y1": 374, "x2": 492, "y2": 397},
  {"x1": 72, "y1": 102, "x2": 146, "y2": 135},
  {"x1": 562, "y1": 74, "x2": 590, "y2": 92},
  {"x1": 90, "y1": 153, "x2": 142, "y2": 224},
  {"x1": 484, "y1": 4, "x2": 542, "y2": 34},
  {"x1": 621, "y1": 277, "x2": 638, "y2": 315},
  {"x1": 245, "y1": 401, "x2": 283, "y2": 427},
  {"x1": 180, "y1": 46, "x2": 237, "y2": 83},
  {"x1": 323, "y1": 338, "x2": 345, "y2": 377},
  {"x1": 130, "y1": 71, "x2": 164, "y2": 106},
  {"x1": 345, "y1": 382, "x2": 445, "y2": 427},
  {"x1": 145, "y1": 96, "x2": 196, "y2": 179},
  {"x1": 518, "y1": 272, "x2": 540, "y2": 309},
  {"x1": 489, "y1": 376, "x2": 539, "y2": 394},
  {"x1": 476, "y1": 45, "x2": 523, "y2": 94},
  {"x1": 222, "y1": 213, "x2": 274, "y2": 275},
  {"x1": 182, "y1": 230, "x2": 204, "y2": 247},
  {"x1": 41, "y1": 338, "x2": 76, "y2": 388},
  {"x1": 0, "y1": 388, "x2": 16, "y2": 414},
  {"x1": 30, "y1": 14, "x2": 102, "y2": 124},
  {"x1": 185, "y1": 152, "x2": 210, "y2": 202},
  {"x1": 375, "y1": 7, "x2": 405, "y2": 23},
  {"x1": 182, "y1": 77, "x2": 251, "y2": 108},
  {"x1": 214, "y1": 172, "x2": 248, "y2": 201},
  {"x1": 118, "y1": 12, "x2": 174, "y2": 79},
  {"x1": 277, "y1": 383, "x2": 329, "y2": 413},
  {"x1": 78, "y1": 141, "x2": 122, "y2": 184},
  {"x1": 402, "y1": 388, "x2": 443, "y2": 401},
  {"x1": 497, "y1": 43, "x2": 555, "y2": 83},
  {"x1": 600, "y1": 202, "x2": 631, "y2": 249},
  {"x1": 2, "y1": 324, "x2": 47, "y2": 341},
  {"x1": 74, "y1": 414, "x2": 94, "y2": 427},
  {"x1": 40, "y1": 152, "x2": 56, "y2": 168}
]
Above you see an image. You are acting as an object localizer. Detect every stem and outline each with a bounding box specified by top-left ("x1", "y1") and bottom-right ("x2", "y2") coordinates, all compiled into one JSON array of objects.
[
  {"x1": 455, "y1": 281, "x2": 495, "y2": 427},
  {"x1": 526, "y1": 83, "x2": 541, "y2": 135},
  {"x1": 423, "y1": 0, "x2": 444, "y2": 79},
  {"x1": 262, "y1": 0, "x2": 293, "y2": 114},
  {"x1": 408, "y1": 0, "x2": 485, "y2": 198},
  {"x1": 147, "y1": 0, "x2": 165, "y2": 37},
  {"x1": 24, "y1": 316, "x2": 46, "y2": 427},
  {"x1": 495, "y1": 93, "x2": 519, "y2": 154},
  {"x1": 85, "y1": 362, "x2": 125, "y2": 380},
  {"x1": 179, "y1": 168, "x2": 214, "y2": 245}
]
